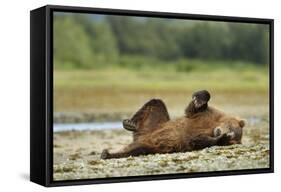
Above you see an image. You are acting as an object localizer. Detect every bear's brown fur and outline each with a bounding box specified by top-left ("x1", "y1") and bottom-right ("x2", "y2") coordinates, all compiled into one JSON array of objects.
[{"x1": 101, "y1": 91, "x2": 245, "y2": 159}]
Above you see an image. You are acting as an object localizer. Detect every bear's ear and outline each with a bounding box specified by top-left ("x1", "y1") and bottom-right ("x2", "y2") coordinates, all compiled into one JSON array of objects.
[{"x1": 239, "y1": 119, "x2": 246, "y2": 128}]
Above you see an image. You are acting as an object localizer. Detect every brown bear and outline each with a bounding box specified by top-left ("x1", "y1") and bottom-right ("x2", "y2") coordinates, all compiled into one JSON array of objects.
[{"x1": 101, "y1": 90, "x2": 245, "y2": 159}]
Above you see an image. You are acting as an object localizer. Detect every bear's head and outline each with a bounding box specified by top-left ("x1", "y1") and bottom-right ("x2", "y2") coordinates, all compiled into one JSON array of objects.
[{"x1": 213, "y1": 116, "x2": 246, "y2": 144}]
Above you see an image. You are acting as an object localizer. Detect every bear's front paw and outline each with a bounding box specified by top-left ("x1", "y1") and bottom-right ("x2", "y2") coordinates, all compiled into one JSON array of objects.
[
  {"x1": 217, "y1": 133, "x2": 232, "y2": 146},
  {"x1": 189, "y1": 135, "x2": 211, "y2": 150}
]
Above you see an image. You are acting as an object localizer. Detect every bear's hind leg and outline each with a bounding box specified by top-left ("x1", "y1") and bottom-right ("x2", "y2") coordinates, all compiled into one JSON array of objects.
[
  {"x1": 185, "y1": 90, "x2": 211, "y2": 117},
  {"x1": 123, "y1": 99, "x2": 170, "y2": 137}
]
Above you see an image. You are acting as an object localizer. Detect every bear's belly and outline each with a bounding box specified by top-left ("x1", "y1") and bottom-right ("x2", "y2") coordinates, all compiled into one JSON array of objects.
[
  {"x1": 138, "y1": 115, "x2": 222, "y2": 153},
  {"x1": 138, "y1": 126, "x2": 186, "y2": 153}
]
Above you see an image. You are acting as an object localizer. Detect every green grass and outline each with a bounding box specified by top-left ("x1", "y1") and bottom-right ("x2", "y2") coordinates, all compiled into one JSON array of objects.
[
  {"x1": 54, "y1": 59, "x2": 269, "y2": 112},
  {"x1": 55, "y1": 61, "x2": 268, "y2": 92}
]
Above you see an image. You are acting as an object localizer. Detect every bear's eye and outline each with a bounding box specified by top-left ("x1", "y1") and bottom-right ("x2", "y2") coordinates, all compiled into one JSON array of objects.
[
  {"x1": 228, "y1": 126, "x2": 234, "y2": 131},
  {"x1": 229, "y1": 127, "x2": 236, "y2": 132}
]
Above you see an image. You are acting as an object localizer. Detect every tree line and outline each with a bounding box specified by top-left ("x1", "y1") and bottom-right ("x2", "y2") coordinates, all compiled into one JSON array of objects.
[{"x1": 54, "y1": 13, "x2": 269, "y2": 69}]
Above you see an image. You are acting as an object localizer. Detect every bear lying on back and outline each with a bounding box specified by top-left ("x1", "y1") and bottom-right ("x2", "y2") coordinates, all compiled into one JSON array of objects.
[{"x1": 101, "y1": 90, "x2": 245, "y2": 159}]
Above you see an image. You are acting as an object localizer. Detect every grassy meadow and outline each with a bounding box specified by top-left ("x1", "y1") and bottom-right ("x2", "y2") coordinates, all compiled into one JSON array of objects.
[{"x1": 54, "y1": 59, "x2": 269, "y2": 119}]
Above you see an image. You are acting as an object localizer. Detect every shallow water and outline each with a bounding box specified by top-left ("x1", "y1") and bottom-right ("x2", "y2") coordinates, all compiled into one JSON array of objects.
[
  {"x1": 54, "y1": 121, "x2": 122, "y2": 132},
  {"x1": 53, "y1": 116, "x2": 267, "y2": 132}
]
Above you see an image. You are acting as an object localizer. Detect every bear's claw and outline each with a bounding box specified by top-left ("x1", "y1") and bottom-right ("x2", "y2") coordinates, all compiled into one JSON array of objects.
[{"x1": 123, "y1": 119, "x2": 137, "y2": 131}]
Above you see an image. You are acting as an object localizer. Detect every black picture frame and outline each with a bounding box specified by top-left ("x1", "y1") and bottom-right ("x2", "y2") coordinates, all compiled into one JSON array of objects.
[{"x1": 30, "y1": 4, "x2": 274, "y2": 187}]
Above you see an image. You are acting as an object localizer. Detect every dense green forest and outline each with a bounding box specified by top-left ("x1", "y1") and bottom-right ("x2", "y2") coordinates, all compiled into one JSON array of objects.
[{"x1": 54, "y1": 13, "x2": 269, "y2": 69}]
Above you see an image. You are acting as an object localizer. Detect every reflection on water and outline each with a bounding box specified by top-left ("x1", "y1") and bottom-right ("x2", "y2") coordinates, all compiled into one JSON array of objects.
[{"x1": 54, "y1": 121, "x2": 122, "y2": 132}]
